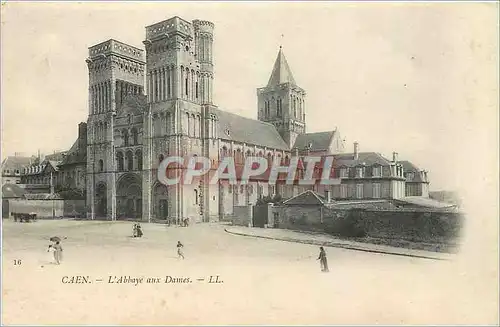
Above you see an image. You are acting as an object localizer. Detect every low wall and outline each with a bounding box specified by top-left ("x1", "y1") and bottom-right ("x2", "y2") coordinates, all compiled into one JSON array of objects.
[
  {"x1": 231, "y1": 205, "x2": 253, "y2": 227},
  {"x1": 273, "y1": 206, "x2": 464, "y2": 244},
  {"x1": 5, "y1": 199, "x2": 86, "y2": 218}
]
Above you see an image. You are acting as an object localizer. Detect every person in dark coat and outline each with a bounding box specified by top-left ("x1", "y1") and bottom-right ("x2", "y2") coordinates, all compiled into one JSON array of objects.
[
  {"x1": 317, "y1": 246, "x2": 329, "y2": 272},
  {"x1": 177, "y1": 241, "x2": 184, "y2": 259},
  {"x1": 136, "y1": 224, "x2": 143, "y2": 238}
]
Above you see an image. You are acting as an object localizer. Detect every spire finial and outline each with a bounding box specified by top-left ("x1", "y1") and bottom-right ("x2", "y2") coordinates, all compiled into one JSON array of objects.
[{"x1": 280, "y1": 34, "x2": 284, "y2": 49}]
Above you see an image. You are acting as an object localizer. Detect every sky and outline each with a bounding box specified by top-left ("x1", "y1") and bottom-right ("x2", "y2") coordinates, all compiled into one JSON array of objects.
[{"x1": 1, "y1": 1, "x2": 498, "y2": 193}]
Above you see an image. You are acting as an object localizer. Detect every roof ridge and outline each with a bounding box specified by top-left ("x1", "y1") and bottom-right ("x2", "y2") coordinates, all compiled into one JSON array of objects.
[{"x1": 213, "y1": 108, "x2": 280, "y2": 128}]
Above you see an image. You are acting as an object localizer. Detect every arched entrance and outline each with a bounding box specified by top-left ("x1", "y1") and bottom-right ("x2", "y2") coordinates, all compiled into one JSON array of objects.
[
  {"x1": 152, "y1": 183, "x2": 169, "y2": 220},
  {"x1": 116, "y1": 173, "x2": 142, "y2": 219},
  {"x1": 95, "y1": 183, "x2": 107, "y2": 217}
]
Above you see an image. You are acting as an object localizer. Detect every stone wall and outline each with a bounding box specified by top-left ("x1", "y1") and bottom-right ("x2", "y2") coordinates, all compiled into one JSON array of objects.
[
  {"x1": 231, "y1": 205, "x2": 253, "y2": 227},
  {"x1": 6, "y1": 199, "x2": 86, "y2": 218},
  {"x1": 273, "y1": 205, "x2": 464, "y2": 244}
]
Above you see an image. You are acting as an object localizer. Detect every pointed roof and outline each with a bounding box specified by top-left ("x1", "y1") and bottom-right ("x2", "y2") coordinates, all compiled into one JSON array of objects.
[
  {"x1": 267, "y1": 47, "x2": 297, "y2": 87},
  {"x1": 283, "y1": 190, "x2": 326, "y2": 206}
]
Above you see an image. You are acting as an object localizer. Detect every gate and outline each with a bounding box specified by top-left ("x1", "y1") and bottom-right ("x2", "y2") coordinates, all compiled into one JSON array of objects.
[{"x1": 252, "y1": 204, "x2": 269, "y2": 228}]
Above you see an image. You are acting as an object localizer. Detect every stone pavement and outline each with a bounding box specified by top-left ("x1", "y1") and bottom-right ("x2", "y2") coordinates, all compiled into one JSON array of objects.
[{"x1": 225, "y1": 226, "x2": 454, "y2": 261}]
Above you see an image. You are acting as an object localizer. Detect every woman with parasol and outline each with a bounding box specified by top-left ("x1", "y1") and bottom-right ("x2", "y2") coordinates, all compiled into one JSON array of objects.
[{"x1": 48, "y1": 236, "x2": 65, "y2": 265}]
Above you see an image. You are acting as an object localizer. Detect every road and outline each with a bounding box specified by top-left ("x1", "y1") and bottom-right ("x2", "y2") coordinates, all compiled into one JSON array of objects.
[{"x1": 1, "y1": 219, "x2": 496, "y2": 325}]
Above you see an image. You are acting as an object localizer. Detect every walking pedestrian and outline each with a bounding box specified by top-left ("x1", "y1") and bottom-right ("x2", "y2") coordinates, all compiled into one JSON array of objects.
[
  {"x1": 177, "y1": 241, "x2": 184, "y2": 259},
  {"x1": 317, "y1": 246, "x2": 329, "y2": 272},
  {"x1": 48, "y1": 241, "x2": 63, "y2": 265}
]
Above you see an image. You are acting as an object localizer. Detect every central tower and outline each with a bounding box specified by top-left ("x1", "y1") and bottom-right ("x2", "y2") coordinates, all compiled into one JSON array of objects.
[{"x1": 257, "y1": 47, "x2": 306, "y2": 149}]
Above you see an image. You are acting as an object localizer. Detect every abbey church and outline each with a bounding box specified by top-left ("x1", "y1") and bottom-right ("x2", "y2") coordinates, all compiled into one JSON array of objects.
[{"x1": 82, "y1": 16, "x2": 429, "y2": 222}]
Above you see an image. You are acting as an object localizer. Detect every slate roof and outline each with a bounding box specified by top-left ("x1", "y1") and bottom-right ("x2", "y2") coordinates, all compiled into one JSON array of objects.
[
  {"x1": 46, "y1": 160, "x2": 61, "y2": 172},
  {"x1": 60, "y1": 139, "x2": 86, "y2": 166},
  {"x1": 267, "y1": 47, "x2": 297, "y2": 87},
  {"x1": 1, "y1": 156, "x2": 33, "y2": 173},
  {"x1": 1, "y1": 183, "x2": 26, "y2": 198},
  {"x1": 45, "y1": 151, "x2": 68, "y2": 161},
  {"x1": 283, "y1": 190, "x2": 326, "y2": 206},
  {"x1": 293, "y1": 131, "x2": 336, "y2": 151},
  {"x1": 213, "y1": 108, "x2": 289, "y2": 150},
  {"x1": 400, "y1": 160, "x2": 425, "y2": 182},
  {"x1": 400, "y1": 160, "x2": 420, "y2": 172},
  {"x1": 333, "y1": 152, "x2": 392, "y2": 167},
  {"x1": 397, "y1": 196, "x2": 457, "y2": 209}
]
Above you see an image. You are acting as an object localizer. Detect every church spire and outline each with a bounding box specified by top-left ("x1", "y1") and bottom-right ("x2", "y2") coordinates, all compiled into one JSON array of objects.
[{"x1": 267, "y1": 47, "x2": 297, "y2": 87}]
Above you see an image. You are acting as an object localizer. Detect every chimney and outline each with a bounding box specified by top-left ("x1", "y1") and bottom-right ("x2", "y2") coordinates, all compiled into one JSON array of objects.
[
  {"x1": 78, "y1": 122, "x2": 88, "y2": 151},
  {"x1": 392, "y1": 152, "x2": 398, "y2": 163},
  {"x1": 324, "y1": 189, "x2": 332, "y2": 203},
  {"x1": 353, "y1": 142, "x2": 359, "y2": 160}
]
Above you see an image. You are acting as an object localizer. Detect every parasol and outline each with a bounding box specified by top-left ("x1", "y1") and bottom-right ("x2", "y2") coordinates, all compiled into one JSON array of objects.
[{"x1": 50, "y1": 236, "x2": 61, "y2": 242}]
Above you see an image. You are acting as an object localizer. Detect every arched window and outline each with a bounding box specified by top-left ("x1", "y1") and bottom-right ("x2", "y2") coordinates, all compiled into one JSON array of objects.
[
  {"x1": 122, "y1": 129, "x2": 129, "y2": 146},
  {"x1": 116, "y1": 152, "x2": 124, "y2": 172},
  {"x1": 126, "y1": 151, "x2": 134, "y2": 170},
  {"x1": 98, "y1": 159, "x2": 104, "y2": 172},
  {"x1": 221, "y1": 146, "x2": 228, "y2": 158},
  {"x1": 131, "y1": 128, "x2": 138, "y2": 145},
  {"x1": 136, "y1": 150, "x2": 143, "y2": 170}
]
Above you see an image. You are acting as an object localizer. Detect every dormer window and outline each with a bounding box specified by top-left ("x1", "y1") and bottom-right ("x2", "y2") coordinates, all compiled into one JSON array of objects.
[
  {"x1": 356, "y1": 167, "x2": 365, "y2": 178},
  {"x1": 372, "y1": 166, "x2": 382, "y2": 177},
  {"x1": 407, "y1": 172, "x2": 415, "y2": 180},
  {"x1": 340, "y1": 167, "x2": 349, "y2": 178}
]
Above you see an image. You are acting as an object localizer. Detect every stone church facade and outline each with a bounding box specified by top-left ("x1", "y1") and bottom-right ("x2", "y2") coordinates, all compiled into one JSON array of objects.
[{"x1": 85, "y1": 16, "x2": 426, "y2": 223}]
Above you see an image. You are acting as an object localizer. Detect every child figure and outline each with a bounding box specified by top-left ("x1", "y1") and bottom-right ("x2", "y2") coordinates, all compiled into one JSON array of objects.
[
  {"x1": 48, "y1": 241, "x2": 63, "y2": 265},
  {"x1": 136, "y1": 224, "x2": 143, "y2": 238},
  {"x1": 177, "y1": 241, "x2": 184, "y2": 259}
]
